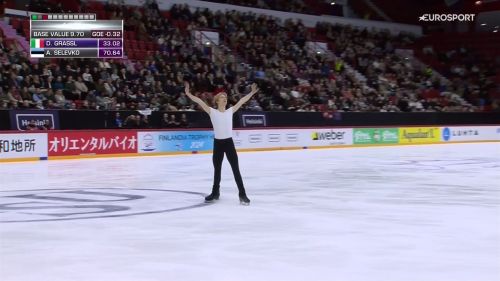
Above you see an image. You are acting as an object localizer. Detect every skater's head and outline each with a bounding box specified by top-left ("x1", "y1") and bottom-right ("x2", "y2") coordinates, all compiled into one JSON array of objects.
[{"x1": 214, "y1": 92, "x2": 227, "y2": 109}]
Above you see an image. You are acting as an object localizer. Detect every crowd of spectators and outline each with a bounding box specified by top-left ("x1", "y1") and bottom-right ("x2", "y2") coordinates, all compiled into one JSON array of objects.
[
  {"x1": 419, "y1": 44, "x2": 498, "y2": 111},
  {"x1": 314, "y1": 22, "x2": 496, "y2": 112},
  {"x1": 201, "y1": 0, "x2": 344, "y2": 16},
  {"x1": 202, "y1": 0, "x2": 310, "y2": 14},
  {"x1": 0, "y1": 0, "x2": 496, "y2": 117}
]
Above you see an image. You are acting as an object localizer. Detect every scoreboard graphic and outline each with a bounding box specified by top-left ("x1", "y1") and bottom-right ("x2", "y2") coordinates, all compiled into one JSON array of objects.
[{"x1": 30, "y1": 13, "x2": 123, "y2": 58}]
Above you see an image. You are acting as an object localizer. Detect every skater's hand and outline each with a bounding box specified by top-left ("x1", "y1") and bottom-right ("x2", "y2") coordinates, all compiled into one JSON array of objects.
[
  {"x1": 233, "y1": 84, "x2": 258, "y2": 112},
  {"x1": 250, "y1": 83, "x2": 259, "y2": 94}
]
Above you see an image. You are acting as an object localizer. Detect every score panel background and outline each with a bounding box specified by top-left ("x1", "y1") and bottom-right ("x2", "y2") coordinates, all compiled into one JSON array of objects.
[{"x1": 30, "y1": 18, "x2": 123, "y2": 58}]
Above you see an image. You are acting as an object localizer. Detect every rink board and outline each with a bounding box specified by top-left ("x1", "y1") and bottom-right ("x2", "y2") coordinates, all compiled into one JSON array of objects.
[{"x1": 1, "y1": 125, "x2": 499, "y2": 162}]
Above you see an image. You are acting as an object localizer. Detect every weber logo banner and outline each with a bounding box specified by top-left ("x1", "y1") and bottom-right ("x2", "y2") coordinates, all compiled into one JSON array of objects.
[
  {"x1": 9, "y1": 110, "x2": 60, "y2": 130},
  {"x1": 309, "y1": 129, "x2": 352, "y2": 146}
]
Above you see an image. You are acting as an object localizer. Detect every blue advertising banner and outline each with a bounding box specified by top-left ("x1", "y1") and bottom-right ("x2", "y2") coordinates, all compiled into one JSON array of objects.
[
  {"x1": 9, "y1": 110, "x2": 60, "y2": 130},
  {"x1": 138, "y1": 131, "x2": 214, "y2": 153}
]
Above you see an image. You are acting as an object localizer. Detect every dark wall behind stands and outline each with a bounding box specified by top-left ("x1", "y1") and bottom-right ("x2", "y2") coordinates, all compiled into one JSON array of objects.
[
  {"x1": 0, "y1": 110, "x2": 9, "y2": 130},
  {"x1": 268, "y1": 112, "x2": 500, "y2": 127},
  {"x1": 1, "y1": 110, "x2": 499, "y2": 130},
  {"x1": 59, "y1": 110, "x2": 107, "y2": 129}
]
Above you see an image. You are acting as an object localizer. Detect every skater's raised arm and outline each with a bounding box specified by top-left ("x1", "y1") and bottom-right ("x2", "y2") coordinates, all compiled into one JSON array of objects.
[
  {"x1": 184, "y1": 82, "x2": 211, "y2": 114},
  {"x1": 232, "y1": 83, "x2": 259, "y2": 113}
]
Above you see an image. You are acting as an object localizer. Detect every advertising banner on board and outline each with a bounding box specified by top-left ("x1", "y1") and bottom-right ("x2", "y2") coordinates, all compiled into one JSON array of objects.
[
  {"x1": 441, "y1": 126, "x2": 500, "y2": 142},
  {"x1": 0, "y1": 133, "x2": 47, "y2": 159},
  {"x1": 353, "y1": 128, "x2": 399, "y2": 145},
  {"x1": 138, "y1": 131, "x2": 214, "y2": 153},
  {"x1": 233, "y1": 128, "x2": 352, "y2": 149},
  {"x1": 9, "y1": 110, "x2": 60, "y2": 130},
  {"x1": 48, "y1": 131, "x2": 137, "y2": 156},
  {"x1": 399, "y1": 127, "x2": 440, "y2": 144}
]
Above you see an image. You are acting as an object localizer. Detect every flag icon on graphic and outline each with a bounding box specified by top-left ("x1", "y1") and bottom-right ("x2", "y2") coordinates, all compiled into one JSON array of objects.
[
  {"x1": 31, "y1": 48, "x2": 44, "y2": 58},
  {"x1": 30, "y1": 39, "x2": 45, "y2": 48}
]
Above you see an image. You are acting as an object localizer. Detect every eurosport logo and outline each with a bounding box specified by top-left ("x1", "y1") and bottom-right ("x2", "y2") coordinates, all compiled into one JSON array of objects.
[
  {"x1": 0, "y1": 188, "x2": 208, "y2": 223},
  {"x1": 419, "y1": 14, "x2": 475, "y2": 22}
]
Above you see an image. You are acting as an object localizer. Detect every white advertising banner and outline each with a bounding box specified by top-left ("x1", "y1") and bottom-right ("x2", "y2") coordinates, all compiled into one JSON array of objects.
[
  {"x1": 232, "y1": 129, "x2": 301, "y2": 149},
  {"x1": 441, "y1": 126, "x2": 500, "y2": 142},
  {"x1": 233, "y1": 128, "x2": 352, "y2": 149},
  {"x1": 0, "y1": 133, "x2": 48, "y2": 159},
  {"x1": 307, "y1": 128, "x2": 353, "y2": 146}
]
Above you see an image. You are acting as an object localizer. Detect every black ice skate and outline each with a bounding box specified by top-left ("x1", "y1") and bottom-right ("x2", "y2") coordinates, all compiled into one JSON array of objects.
[
  {"x1": 205, "y1": 192, "x2": 220, "y2": 203},
  {"x1": 239, "y1": 193, "x2": 250, "y2": 206}
]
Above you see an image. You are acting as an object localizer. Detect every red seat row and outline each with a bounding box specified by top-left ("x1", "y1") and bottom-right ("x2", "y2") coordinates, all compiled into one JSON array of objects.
[{"x1": 124, "y1": 40, "x2": 157, "y2": 51}]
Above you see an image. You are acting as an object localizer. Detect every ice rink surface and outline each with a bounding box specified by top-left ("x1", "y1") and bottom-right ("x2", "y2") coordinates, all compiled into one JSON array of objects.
[{"x1": 1, "y1": 143, "x2": 499, "y2": 281}]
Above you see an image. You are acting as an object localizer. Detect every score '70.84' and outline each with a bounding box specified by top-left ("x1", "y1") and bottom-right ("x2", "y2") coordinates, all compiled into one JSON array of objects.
[{"x1": 102, "y1": 49, "x2": 122, "y2": 56}]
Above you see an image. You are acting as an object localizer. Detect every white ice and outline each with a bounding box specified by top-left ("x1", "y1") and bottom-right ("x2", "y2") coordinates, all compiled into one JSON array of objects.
[{"x1": 1, "y1": 143, "x2": 499, "y2": 281}]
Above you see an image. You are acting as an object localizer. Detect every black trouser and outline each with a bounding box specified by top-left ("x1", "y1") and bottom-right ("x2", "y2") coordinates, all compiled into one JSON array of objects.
[{"x1": 212, "y1": 138, "x2": 246, "y2": 194}]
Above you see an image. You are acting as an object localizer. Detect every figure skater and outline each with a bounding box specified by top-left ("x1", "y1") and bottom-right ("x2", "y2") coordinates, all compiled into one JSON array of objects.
[{"x1": 184, "y1": 81, "x2": 259, "y2": 205}]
